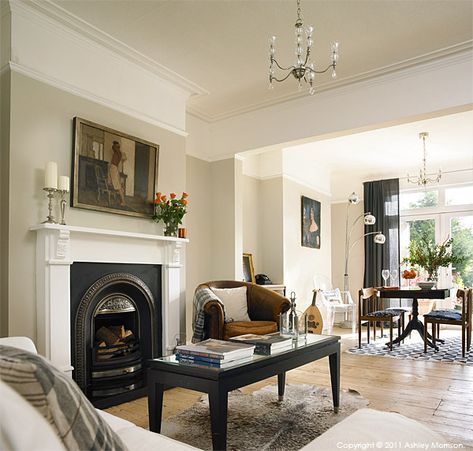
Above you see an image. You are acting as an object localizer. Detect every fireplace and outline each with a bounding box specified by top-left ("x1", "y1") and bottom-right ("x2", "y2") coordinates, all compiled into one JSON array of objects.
[
  {"x1": 71, "y1": 263, "x2": 161, "y2": 408},
  {"x1": 30, "y1": 224, "x2": 187, "y2": 404}
]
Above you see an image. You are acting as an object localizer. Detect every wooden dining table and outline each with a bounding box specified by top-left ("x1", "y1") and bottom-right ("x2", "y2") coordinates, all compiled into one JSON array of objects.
[{"x1": 379, "y1": 288, "x2": 450, "y2": 349}]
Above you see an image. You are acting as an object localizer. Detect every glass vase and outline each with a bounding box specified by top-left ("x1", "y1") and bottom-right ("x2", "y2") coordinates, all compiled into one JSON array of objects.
[{"x1": 163, "y1": 222, "x2": 179, "y2": 237}]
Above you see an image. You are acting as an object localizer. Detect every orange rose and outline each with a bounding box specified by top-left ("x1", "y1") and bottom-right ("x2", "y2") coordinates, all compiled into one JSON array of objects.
[
  {"x1": 170, "y1": 193, "x2": 176, "y2": 199},
  {"x1": 154, "y1": 198, "x2": 160, "y2": 204},
  {"x1": 156, "y1": 192, "x2": 161, "y2": 199},
  {"x1": 161, "y1": 195, "x2": 167, "y2": 202},
  {"x1": 182, "y1": 192, "x2": 188, "y2": 199},
  {"x1": 182, "y1": 199, "x2": 188, "y2": 206}
]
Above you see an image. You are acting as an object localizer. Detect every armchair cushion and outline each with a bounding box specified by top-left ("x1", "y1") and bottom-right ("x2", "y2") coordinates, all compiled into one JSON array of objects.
[
  {"x1": 211, "y1": 286, "x2": 250, "y2": 322},
  {"x1": 223, "y1": 321, "x2": 278, "y2": 340}
]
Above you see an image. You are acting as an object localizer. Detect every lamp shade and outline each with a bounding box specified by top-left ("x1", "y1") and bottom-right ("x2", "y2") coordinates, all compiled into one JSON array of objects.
[
  {"x1": 374, "y1": 233, "x2": 386, "y2": 244},
  {"x1": 364, "y1": 214, "x2": 376, "y2": 225}
]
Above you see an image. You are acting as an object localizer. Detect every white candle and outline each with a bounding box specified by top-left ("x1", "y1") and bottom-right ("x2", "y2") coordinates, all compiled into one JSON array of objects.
[
  {"x1": 58, "y1": 175, "x2": 70, "y2": 192},
  {"x1": 44, "y1": 161, "x2": 58, "y2": 189}
]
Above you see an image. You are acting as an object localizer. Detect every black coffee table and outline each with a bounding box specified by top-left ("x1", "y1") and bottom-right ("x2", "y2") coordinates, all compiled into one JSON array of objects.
[{"x1": 148, "y1": 334, "x2": 340, "y2": 451}]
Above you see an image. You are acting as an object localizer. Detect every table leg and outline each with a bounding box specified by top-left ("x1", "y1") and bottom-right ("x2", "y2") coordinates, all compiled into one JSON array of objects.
[
  {"x1": 209, "y1": 387, "x2": 228, "y2": 451},
  {"x1": 278, "y1": 373, "x2": 286, "y2": 401},
  {"x1": 329, "y1": 347, "x2": 340, "y2": 413},
  {"x1": 148, "y1": 381, "x2": 164, "y2": 433}
]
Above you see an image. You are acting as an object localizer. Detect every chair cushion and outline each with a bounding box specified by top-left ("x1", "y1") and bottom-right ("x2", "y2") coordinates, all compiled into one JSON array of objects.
[
  {"x1": 224, "y1": 321, "x2": 278, "y2": 339},
  {"x1": 211, "y1": 286, "x2": 250, "y2": 322},
  {"x1": 365, "y1": 310, "x2": 400, "y2": 318},
  {"x1": 424, "y1": 309, "x2": 462, "y2": 321},
  {"x1": 0, "y1": 345, "x2": 127, "y2": 451}
]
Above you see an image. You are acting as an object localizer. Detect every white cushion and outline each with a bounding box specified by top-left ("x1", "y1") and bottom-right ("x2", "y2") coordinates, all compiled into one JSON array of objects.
[
  {"x1": 301, "y1": 408, "x2": 446, "y2": 450},
  {"x1": 0, "y1": 380, "x2": 66, "y2": 451},
  {"x1": 118, "y1": 426, "x2": 199, "y2": 450},
  {"x1": 211, "y1": 286, "x2": 250, "y2": 322},
  {"x1": 0, "y1": 336, "x2": 38, "y2": 354}
]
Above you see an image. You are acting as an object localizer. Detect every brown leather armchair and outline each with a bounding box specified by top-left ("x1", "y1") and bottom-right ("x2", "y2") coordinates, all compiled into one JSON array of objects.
[{"x1": 198, "y1": 280, "x2": 291, "y2": 340}]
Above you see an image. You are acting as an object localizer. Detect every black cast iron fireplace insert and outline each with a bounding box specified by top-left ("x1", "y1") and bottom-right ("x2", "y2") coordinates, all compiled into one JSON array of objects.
[{"x1": 70, "y1": 263, "x2": 162, "y2": 409}]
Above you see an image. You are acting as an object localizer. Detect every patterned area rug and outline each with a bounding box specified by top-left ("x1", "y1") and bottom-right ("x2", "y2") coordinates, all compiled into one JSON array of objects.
[
  {"x1": 161, "y1": 384, "x2": 368, "y2": 451},
  {"x1": 347, "y1": 336, "x2": 472, "y2": 365}
]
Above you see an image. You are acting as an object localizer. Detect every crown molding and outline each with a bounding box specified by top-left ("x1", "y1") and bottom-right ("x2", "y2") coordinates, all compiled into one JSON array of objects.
[
  {"x1": 9, "y1": 0, "x2": 208, "y2": 98},
  {"x1": 9, "y1": 61, "x2": 188, "y2": 137},
  {"x1": 188, "y1": 41, "x2": 473, "y2": 123}
]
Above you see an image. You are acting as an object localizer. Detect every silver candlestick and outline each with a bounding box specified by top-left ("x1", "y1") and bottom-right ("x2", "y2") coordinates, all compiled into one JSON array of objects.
[
  {"x1": 58, "y1": 190, "x2": 68, "y2": 225},
  {"x1": 42, "y1": 188, "x2": 58, "y2": 224}
]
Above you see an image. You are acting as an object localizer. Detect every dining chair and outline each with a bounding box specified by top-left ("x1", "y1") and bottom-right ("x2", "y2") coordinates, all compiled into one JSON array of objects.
[
  {"x1": 358, "y1": 287, "x2": 404, "y2": 351},
  {"x1": 423, "y1": 288, "x2": 472, "y2": 357}
]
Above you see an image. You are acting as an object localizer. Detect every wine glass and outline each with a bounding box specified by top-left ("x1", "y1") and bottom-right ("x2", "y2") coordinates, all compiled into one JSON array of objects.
[
  {"x1": 390, "y1": 269, "x2": 398, "y2": 287},
  {"x1": 381, "y1": 269, "x2": 390, "y2": 287}
]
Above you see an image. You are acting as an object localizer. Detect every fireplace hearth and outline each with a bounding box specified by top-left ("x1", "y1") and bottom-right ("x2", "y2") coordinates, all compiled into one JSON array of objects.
[{"x1": 71, "y1": 263, "x2": 162, "y2": 408}]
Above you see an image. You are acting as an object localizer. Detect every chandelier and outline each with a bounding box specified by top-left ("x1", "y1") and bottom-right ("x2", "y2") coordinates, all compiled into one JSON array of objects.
[
  {"x1": 268, "y1": 0, "x2": 339, "y2": 95},
  {"x1": 407, "y1": 132, "x2": 442, "y2": 187}
]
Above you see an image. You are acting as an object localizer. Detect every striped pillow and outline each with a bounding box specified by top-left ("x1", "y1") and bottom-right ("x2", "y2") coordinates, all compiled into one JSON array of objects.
[{"x1": 0, "y1": 345, "x2": 128, "y2": 451}]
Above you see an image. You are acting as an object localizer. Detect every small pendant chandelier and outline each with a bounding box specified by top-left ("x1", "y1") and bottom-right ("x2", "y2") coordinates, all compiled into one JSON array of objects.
[
  {"x1": 268, "y1": 0, "x2": 339, "y2": 96},
  {"x1": 407, "y1": 132, "x2": 442, "y2": 187}
]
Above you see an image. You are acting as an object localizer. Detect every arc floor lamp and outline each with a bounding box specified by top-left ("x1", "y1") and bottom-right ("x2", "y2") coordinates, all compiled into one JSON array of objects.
[{"x1": 344, "y1": 192, "x2": 386, "y2": 296}]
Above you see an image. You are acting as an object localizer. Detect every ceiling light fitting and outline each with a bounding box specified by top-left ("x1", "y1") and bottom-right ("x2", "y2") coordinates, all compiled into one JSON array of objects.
[
  {"x1": 407, "y1": 132, "x2": 442, "y2": 187},
  {"x1": 268, "y1": 0, "x2": 339, "y2": 96}
]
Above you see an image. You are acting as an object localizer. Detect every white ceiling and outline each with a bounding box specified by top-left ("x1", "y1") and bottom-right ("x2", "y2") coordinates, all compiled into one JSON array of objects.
[
  {"x1": 52, "y1": 0, "x2": 473, "y2": 121},
  {"x1": 285, "y1": 110, "x2": 473, "y2": 181}
]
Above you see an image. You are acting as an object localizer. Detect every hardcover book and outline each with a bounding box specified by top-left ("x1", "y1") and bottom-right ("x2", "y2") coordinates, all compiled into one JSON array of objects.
[
  {"x1": 176, "y1": 339, "x2": 255, "y2": 361},
  {"x1": 229, "y1": 333, "x2": 293, "y2": 355}
]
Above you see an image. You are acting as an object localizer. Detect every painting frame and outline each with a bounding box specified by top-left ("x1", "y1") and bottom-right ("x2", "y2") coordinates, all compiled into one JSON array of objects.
[
  {"x1": 301, "y1": 195, "x2": 321, "y2": 249},
  {"x1": 72, "y1": 117, "x2": 159, "y2": 219},
  {"x1": 242, "y1": 253, "x2": 256, "y2": 284}
]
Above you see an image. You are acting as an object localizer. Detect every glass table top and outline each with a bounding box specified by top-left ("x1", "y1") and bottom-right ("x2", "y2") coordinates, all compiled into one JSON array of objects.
[{"x1": 151, "y1": 334, "x2": 339, "y2": 371}]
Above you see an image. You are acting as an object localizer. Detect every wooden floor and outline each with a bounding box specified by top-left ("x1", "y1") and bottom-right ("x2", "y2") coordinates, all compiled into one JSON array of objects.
[{"x1": 105, "y1": 328, "x2": 473, "y2": 448}]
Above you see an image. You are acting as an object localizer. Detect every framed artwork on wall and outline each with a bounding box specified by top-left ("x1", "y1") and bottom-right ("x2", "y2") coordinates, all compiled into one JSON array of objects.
[
  {"x1": 72, "y1": 117, "x2": 159, "y2": 218},
  {"x1": 301, "y1": 195, "x2": 321, "y2": 249},
  {"x1": 242, "y1": 253, "x2": 256, "y2": 283}
]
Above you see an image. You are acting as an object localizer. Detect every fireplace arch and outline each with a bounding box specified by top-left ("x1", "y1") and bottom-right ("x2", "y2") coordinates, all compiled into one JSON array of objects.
[{"x1": 73, "y1": 271, "x2": 158, "y2": 404}]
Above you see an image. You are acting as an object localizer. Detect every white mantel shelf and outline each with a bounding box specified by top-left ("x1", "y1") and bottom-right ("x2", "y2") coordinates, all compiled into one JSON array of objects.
[{"x1": 30, "y1": 223, "x2": 189, "y2": 244}]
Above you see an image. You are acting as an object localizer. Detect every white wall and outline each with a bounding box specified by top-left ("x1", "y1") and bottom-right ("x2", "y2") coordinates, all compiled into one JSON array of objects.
[
  {"x1": 6, "y1": 72, "x2": 187, "y2": 341},
  {"x1": 283, "y1": 178, "x2": 332, "y2": 311}
]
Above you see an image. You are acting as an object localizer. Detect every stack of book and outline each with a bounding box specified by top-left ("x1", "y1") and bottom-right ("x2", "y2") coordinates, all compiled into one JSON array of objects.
[
  {"x1": 175, "y1": 339, "x2": 255, "y2": 368},
  {"x1": 229, "y1": 333, "x2": 293, "y2": 355}
]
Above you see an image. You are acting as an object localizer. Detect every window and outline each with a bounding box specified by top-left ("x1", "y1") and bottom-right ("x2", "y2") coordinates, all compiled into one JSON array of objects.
[
  {"x1": 400, "y1": 183, "x2": 473, "y2": 289},
  {"x1": 399, "y1": 190, "x2": 438, "y2": 210}
]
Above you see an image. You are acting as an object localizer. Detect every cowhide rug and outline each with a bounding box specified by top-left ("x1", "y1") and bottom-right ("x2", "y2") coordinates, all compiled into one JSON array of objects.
[{"x1": 161, "y1": 384, "x2": 369, "y2": 450}]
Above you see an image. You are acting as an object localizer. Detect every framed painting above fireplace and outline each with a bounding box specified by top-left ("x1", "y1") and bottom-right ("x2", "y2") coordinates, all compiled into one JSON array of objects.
[{"x1": 72, "y1": 117, "x2": 159, "y2": 218}]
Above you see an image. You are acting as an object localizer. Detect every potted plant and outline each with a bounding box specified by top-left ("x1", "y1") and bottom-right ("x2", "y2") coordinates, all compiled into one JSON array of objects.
[
  {"x1": 153, "y1": 192, "x2": 188, "y2": 237},
  {"x1": 403, "y1": 237, "x2": 462, "y2": 286}
]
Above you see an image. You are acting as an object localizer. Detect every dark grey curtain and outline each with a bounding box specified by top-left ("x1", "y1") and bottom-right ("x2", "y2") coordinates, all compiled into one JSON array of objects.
[{"x1": 363, "y1": 178, "x2": 400, "y2": 289}]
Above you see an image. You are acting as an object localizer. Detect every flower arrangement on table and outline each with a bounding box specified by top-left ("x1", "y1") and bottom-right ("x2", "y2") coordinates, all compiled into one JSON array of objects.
[
  {"x1": 402, "y1": 237, "x2": 461, "y2": 283},
  {"x1": 153, "y1": 192, "x2": 188, "y2": 237}
]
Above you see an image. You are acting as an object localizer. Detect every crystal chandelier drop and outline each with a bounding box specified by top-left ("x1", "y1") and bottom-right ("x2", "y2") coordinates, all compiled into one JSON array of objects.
[
  {"x1": 407, "y1": 132, "x2": 442, "y2": 187},
  {"x1": 268, "y1": 0, "x2": 339, "y2": 96}
]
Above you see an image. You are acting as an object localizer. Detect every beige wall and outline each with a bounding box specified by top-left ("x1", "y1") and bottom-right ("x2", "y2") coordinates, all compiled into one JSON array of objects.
[
  {"x1": 185, "y1": 155, "x2": 212, "y2": 339},
  {"x1": 260, "y1": 178, "x2": 284, "y2": 284},
  {"x1": 331, "y1": 201, "x2": 365, "y2": 302},
  {"x1": 282, "y1": 178, "x2": 332, "y2": 311},
  {"x1": 0, "y1": 70, "x2": 11, "y2": 336},
  {"x1": 242, "y1": 175, "x2": 261, "y2": 273},
  {"x1": 6, "y1": 72, "x2": 187, "y2": 340}
]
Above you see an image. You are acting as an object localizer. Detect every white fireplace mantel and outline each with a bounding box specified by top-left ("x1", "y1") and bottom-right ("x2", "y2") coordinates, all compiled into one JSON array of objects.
[{"x1": 30, "y1": 223, "x2": 188, "y2": 374}]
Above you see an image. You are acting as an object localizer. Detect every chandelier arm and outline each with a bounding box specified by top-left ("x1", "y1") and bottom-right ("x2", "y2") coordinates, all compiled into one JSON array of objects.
[
  {"x1": 272, "y1": 59, "x2": 295, "y2": 72},
  {"x1": 311, "y1": 63, "x2": 335, "y2": 74},
  {"x1": 303, "y1": 48, "x2": 311, "y2": 67},
  {"x1": 272, "y1": 72, "x2": 295, "y2": 83}
]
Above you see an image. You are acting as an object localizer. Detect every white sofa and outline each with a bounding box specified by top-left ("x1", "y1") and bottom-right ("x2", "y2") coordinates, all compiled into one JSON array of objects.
[{"x1": 1, "y1": 337, "x2": 447, "y2": 451}]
